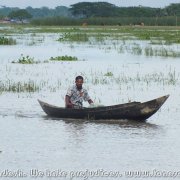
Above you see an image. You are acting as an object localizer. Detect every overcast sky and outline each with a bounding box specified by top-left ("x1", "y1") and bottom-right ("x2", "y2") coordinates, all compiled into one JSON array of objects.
[{"x1": 0, "y1": 0, "x2": 179, "y2": 8}]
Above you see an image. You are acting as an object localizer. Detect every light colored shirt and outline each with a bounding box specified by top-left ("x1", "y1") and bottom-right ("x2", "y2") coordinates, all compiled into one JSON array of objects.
[{"x1": 66, "y1": 85, "x2": 91, "y2": 107}]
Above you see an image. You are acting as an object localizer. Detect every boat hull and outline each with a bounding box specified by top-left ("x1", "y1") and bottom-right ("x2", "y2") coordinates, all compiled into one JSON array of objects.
[{"x1": 38, "y1": 95, "x2": 169, "y2": 121}]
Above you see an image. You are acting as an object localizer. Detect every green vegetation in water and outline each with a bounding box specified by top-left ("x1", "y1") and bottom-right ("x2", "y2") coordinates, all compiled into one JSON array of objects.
[
  {"x1": 131, "y1": 44, "x2": 143, "y2": 55},
  {"x1": 104, "y1": 72, "x2": 113, "y2": 77},
  {"x1": 132, "y1": 28, "x2": 180, "y2": 44},
  {"x1": 58, "y1": 32, "x2": 89, "y2": 42},
  {"x1": 0, "y1": 65, "x2": 178, "y2": 94},
  {"x1": 1, "y1": 25, "x2": 180, "y2": 44},
  {"x1": 50, "y1": 55, "x2": 78, "y2": 61},
  {"x1": 144, "y1": 46, "x2": 180, "y2": 57},
  {"x1": 1, "y1": 25, "x2": 180, "y2": 58},
  {"x1": 0, "y1": 36, "x2": 16, "y2": 45},
  {"x1": 91, "y1": 70, "x2": 178, "y2": 86},
  {"x1": 12, "y1": 54, "x2": 40, "y2": 64},
  {"x1": 1, "y1": 24, "x2": 179, "y2": 37},
  {"x1": 0, "y1": 80, "x2": 40, "y2": 93}
]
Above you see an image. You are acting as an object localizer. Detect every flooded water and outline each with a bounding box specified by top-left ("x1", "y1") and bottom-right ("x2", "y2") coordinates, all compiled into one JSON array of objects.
[{"x1": 0, "y1": 26, "x2": 180, "y2": 179}]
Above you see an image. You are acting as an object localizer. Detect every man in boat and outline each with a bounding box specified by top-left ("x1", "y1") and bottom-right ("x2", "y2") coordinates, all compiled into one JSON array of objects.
[{"x1": 65, "y1": 76, "x2": 94, "y2": 108}]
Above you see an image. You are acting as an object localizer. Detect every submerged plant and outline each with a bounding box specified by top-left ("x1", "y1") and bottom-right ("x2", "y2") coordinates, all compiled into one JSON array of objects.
[
  {"x1": 12, "y1": 54, "x2": 38, "y2": 64},
  {"x1": 58, "y1": 32, "x2": 89, "y2": 42},
  {"x1": 0, "y1": 36, "x2": 16, "y2": 45},
  {"x1": 0, "y1": 80, "x2": 40, "y2": 93},
  {"x1": 144, "y1": 46, "x2": 154, "y2": 56},
  {"x1": 104, "y1": 72, "x2": 113, "y2": 77},
  {"x1": 131, "y1": 44, "x2": 142, "y2": 55},
  {"x1": 144, "y1": 46, "x2": 180, "y2": 57},
  {"x1": 50, "y1": 55, "x2": 78, "y2": 61}
]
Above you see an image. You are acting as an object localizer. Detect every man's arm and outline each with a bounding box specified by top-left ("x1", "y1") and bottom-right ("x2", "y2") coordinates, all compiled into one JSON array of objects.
[
  {"x1": 65, "y1": 95, "x2": 73, "y2": 108},
  {"x1": 83, "y1": 89, "x2": 93, "y2": 104}
]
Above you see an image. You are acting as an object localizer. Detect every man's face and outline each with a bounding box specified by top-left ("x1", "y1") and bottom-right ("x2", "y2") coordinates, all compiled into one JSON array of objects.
[{"x1": 75, "y1": 79, "x2": 83, "y2": 89}]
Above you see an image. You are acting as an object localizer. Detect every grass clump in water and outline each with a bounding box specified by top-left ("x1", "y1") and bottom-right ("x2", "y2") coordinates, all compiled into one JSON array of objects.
[
  {"x1": 50, "y1": 55, "x2": 78, "y2": 61},
  {"x1": 104, "y1": 72, "x2": 113, "y2": 77},
  {"x1": 144, "y1": 46, "x2": 180, "y2": 57},
  {"x1": 0, "y1": 36, "x2": 16, "y2": 45},
  {"x1": 58, "y1": 32, "x2": 89, "y2": 42},
  {"x1": 12, "y1": 54, "x2": 39, "y2": 64},
  {"x1": 131, "y1": 44, "x2": 143, "y2": 55},
  {"x1": 0, "y1": 80, "x2": 40, "y2": 93}
]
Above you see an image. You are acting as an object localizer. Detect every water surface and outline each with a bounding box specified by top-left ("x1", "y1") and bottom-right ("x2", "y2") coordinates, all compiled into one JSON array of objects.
[{"x1": 0, "y1": 27, "x2": 180, "y2": 180}]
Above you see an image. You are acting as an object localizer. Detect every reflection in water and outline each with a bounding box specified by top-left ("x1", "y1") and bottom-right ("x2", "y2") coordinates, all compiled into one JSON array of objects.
[
  {"x1": 2, "y1": 107, "x2": 161, "y2": 136},
  {"x1": 41, "y1": 115, "x2": 161, "y2": 142},
  {"x1": 4, "y1": 109, "x2": 162, "y2": 142},
  {"x1": 43, "y1": 115, "x2": 159, "y2": 129}
]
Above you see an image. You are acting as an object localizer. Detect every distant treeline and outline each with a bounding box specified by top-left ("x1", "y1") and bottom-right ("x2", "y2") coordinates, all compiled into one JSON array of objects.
[
  {"x1": 0, "y1": 2, "x2": 180, "y2": 26},
  {"x1": 0, "y1": 6, "x2": 70, "y2": 18},
  {"x1": 0, "y1": 2, "x2": 180, "y2": 19}
]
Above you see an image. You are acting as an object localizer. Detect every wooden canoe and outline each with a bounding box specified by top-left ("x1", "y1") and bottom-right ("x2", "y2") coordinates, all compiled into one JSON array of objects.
[{"x1": 38, "y1": 95, "x2": 169, "y2": 121}]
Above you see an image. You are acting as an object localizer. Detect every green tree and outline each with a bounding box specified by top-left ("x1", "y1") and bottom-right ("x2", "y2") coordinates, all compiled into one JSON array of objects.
[
  {"x1": 8, "y1": 9, "x2": 32, "y2": 22},
  {"x1": 165, "y1": 3, "x2": 180, "y2": 16},
  {"x1": 0, "y1": 14, "x2": 4, "y2": 19},
  {"x1": 70, "y1": 2, "x2": 118, "y2": 18}
]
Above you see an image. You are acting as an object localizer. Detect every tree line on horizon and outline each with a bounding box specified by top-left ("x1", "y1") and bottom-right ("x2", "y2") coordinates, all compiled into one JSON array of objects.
[{"x1": 0, "y1": 2, "x2": 180, "y2": 26}]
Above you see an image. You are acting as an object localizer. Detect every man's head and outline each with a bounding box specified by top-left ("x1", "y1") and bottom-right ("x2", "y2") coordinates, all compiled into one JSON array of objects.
[{"x1": 75, "y1": 76, "x2": 84, "y2": 89}]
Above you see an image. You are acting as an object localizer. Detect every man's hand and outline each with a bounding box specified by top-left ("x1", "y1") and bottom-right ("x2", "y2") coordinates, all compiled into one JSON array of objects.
[{"x1": 88, "y1": 99, "x2": 94, "y2": 104}]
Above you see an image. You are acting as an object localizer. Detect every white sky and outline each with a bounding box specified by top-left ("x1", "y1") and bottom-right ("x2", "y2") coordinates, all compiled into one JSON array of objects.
[{"x1": 0, "y1": 0, "x2": 179, "y2": 8}]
